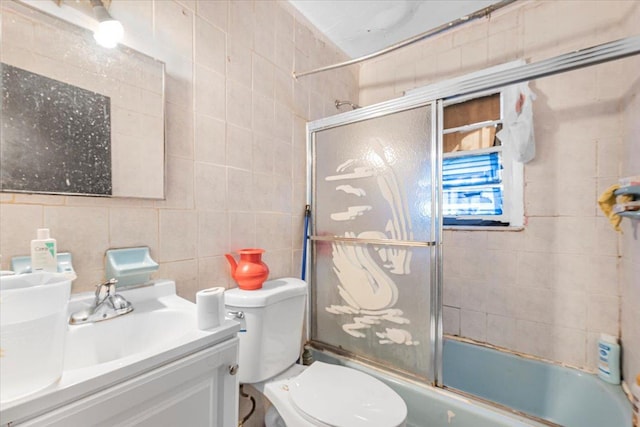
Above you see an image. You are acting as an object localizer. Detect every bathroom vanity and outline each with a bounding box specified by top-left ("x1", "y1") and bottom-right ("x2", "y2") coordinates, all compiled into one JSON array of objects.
[{"x1": 0, "y1": 280, "x2": 240, "y2": 427}]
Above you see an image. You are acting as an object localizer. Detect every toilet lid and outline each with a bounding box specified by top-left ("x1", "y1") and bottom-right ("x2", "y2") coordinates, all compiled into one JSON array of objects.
[{"x1": 289, "y1": 362, "x2": 407, "y2": 427}]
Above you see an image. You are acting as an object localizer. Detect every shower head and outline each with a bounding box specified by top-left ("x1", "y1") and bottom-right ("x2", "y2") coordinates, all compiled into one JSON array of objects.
[{"x1": 335, "y1": 100, "x2": 361, "y2": 110}]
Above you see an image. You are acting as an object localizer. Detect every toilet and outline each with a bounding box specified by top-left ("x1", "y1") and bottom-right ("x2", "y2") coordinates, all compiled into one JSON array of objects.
[{"x1": 224, "y1": 277, "x2": 407, "y2": 427}]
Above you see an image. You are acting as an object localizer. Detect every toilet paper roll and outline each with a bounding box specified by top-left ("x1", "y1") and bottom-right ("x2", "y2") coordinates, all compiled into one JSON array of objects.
[{"x1": 196, "y1": 287, "x2": 225, "y2": 330}]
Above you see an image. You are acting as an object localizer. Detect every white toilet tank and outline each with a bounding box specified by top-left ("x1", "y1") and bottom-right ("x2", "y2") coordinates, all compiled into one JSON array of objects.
[{"x1": 224, "y1": 278, "x2": 307, "y2": 384}]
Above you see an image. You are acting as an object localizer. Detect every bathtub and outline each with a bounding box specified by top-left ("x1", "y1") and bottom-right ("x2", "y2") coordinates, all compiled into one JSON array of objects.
[
  {"x1": 309, "y1": 338, "x2": 631, "y2": 427},
  {"x1": 443, "y1": 338, "x2": 631, "y2": 427}
]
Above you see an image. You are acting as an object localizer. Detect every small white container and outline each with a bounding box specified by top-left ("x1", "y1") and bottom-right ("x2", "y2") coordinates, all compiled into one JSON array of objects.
[
  {"x1": 597, "y1": 333, "x2": 621, "y2": 385},
  {"x1": 30, "y1": 228, "x2": 57, "y2": 273},
  {"x1": 0, "y1": 272, "x2": 71, "y2": 402}
]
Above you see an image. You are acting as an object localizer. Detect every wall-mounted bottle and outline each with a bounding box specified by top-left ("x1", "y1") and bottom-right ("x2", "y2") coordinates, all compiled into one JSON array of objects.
[
  {"x1": 597, "y1": 333, "x2": 621, "y2": 385},
  {"x1": 30, "y1": 228, "x2": 57, "y2": 272}
]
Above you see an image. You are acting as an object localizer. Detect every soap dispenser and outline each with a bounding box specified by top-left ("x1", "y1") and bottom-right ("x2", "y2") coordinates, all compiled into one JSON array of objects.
[{"x1": 30, "y1": 228, "x2": 57, "y2": 272}]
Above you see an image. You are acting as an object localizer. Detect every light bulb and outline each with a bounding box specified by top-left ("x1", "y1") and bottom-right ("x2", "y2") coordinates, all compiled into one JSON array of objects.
[{"x1": 94, "y1": 19, "x2": 124, "y2": 49}]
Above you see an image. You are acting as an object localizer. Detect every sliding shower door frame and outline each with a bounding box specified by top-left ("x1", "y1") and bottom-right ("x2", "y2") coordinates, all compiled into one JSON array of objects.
[
  {"x1": 433, "y1": 100, "x2": 444, "y2": 387},
  {"x1": 306, "y1": 97, "x2": 443, "y2": 385},
  {"x1": 305, "y1": 32, "x2": 640, "y2": 388}
]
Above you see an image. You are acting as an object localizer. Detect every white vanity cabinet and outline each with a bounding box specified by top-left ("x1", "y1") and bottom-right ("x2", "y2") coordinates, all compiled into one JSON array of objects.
[
  {"x1": 19, "y1": 338, "x2": 239, "y2": 427},
  {"x1": 0, "y1": 280, "x2": 240, "y2": 427}
]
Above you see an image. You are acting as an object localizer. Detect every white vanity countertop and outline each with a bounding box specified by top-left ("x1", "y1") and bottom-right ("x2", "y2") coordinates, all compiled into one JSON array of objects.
[{"x1": 0, "y1": 280, "x2": 240, "y2": 425}]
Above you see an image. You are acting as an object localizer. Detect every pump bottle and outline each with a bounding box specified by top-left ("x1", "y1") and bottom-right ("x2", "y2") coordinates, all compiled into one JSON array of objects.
[{"x1": 30, "y1": 228, "x2": 57, "y2": 272}]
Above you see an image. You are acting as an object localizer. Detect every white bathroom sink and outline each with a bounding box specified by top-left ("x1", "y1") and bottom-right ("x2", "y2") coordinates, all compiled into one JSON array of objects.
[
  {"x1": 0, "y1": 280, "x2": 240, "y2": 425},
  {"x1": 64, "y1": 291, "x2": 197, "y2": 370},
  {"x1": 64, "y1": 307, "x2": 192, "y2": 369}
]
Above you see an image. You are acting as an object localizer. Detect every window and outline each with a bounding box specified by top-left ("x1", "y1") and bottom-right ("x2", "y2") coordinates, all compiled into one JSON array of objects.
[{"x1": 442, "y1": 92, "x2": 523, "y2": 227}]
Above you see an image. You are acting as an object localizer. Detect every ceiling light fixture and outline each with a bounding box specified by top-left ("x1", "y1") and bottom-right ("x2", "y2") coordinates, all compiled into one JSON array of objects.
[{"x1": 91, "y1": 0, "x2": 123, "y2": 48}]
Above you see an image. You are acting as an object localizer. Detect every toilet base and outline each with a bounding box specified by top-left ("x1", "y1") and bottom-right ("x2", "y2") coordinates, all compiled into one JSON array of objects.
[
  {"x1": 253, "y1": 364, "x2": 325, "y2": 427},
  {"x1": 265, "y1": 405, "x2": 286, "y2": 427}
]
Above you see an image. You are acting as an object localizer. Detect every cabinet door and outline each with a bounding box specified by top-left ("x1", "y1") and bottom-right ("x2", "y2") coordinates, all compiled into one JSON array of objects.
[{"x1": 22, "y1": 338, "x2": 239, "y2": 427}]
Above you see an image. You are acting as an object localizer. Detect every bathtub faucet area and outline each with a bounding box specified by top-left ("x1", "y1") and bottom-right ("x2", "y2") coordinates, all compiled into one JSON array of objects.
[{"x1": 69, "y1": 278, "x2": 133, "y2": 325}]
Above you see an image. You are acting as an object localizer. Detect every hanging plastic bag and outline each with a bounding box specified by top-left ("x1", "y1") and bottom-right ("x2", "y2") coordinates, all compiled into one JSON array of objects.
[{"x1": 496, "y1": 82, "x2": 536, "y2": 163}]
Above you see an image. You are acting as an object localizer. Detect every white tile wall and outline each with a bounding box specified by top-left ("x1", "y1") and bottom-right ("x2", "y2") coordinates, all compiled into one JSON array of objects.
[
  {"x1": 45, "y1": 206, "x2": 110, "y2": 284},
  {"x1": 194, "y1": 115, "x2": 226, "y2": 165},
  {"x1": 0, "y1": 0, "x2": 359, "y2": 303},
  {"x1": 360, "y1": 0, "x2": 638, "y2": 372},
  {"x1": 158, "y1": 210, "x2": 197, "y2": 262},
  {"x1": 108, "y1": 208, "x2": 159, "y2": 254},
  {"x1": 486, "y1": 314, "x2": 517, "y2": 349}
]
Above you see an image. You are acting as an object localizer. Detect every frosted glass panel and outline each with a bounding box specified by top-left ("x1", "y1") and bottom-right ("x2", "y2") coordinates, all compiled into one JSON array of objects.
[
  {"x1": 314, "y1": 107, "x2": 434, "y2": 242},
  {"x1": 312, "y1": 244, "x2": 432, "y2": 377},
  {"x1": 311, "y1": 105, "x2": 435, "y2": 379}
]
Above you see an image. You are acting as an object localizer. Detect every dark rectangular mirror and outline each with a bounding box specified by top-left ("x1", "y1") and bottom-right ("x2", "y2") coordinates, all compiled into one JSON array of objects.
[{"x1": 2, "y1": 63, "x2": 113, "y2": 195}]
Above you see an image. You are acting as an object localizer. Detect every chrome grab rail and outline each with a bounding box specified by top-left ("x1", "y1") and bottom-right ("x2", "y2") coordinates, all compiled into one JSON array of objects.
[{"x1": 309, "y1": 235, "x2": 436, "y2": 247}]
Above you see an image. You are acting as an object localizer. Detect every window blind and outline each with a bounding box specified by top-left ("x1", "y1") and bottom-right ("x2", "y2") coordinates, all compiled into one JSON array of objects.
[{"x1": 443, "y1": 152, "x2": 504, "y2": 216}]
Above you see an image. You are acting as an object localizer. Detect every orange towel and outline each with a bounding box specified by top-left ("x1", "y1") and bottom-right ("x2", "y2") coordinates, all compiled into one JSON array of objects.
[{"x1": 598, "y1": 184, "x2": 633, "y2": 232}]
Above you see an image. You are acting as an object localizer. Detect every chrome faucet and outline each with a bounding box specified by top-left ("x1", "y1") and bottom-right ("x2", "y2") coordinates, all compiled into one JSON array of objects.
[{"x1": 69, "y1": 278, "x2": 134, "y2": 325}]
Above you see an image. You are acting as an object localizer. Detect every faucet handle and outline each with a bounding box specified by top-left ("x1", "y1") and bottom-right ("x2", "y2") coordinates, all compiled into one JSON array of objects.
[{"x1": 94, "y1": 278, "x2": 118, "y2": 301}]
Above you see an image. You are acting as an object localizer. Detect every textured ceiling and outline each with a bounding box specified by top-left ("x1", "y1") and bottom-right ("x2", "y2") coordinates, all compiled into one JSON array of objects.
[{"x1": 288, "y1": 0, "x2": 501, "y2": 58}]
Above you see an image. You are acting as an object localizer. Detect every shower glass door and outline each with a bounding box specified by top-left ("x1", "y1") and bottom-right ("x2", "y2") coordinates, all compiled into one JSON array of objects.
[{"x1": 309, "y1": 103, "x2": 440, "y2": 382}]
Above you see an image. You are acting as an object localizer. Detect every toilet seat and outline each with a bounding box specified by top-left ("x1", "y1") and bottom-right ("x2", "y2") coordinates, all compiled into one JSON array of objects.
[{"x1": 288, "y1": 362, "x2": 407, "y2": 427}]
